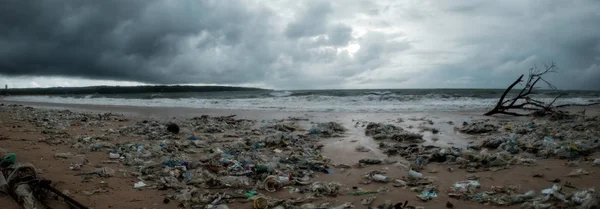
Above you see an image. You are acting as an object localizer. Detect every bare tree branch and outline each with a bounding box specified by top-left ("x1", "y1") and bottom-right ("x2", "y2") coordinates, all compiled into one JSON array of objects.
[
  {"x1": 556, "y1": 102, "x2": 600, "y2": 108},
  {"x1": 484, "y1": 62, "x2": 598, "y2": 117}
]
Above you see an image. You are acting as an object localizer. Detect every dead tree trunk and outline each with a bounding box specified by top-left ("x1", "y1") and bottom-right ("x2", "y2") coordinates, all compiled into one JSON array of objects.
[{"x1": 485, "y1": 63, "x2": 562, "y2": 116}]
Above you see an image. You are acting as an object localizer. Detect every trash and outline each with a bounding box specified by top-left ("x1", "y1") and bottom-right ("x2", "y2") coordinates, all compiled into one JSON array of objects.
[
  {"x1": 348, "y1": 190, "x2": 378, "y2": 196},
  {"x1": 69, "y1": 163, "x2": 82, "y2": 171},
  {"x1": 300, "y1": 204, "x2": 316, "y2": 209},
  {"x1": 361, "y1": 196, "x2": 376, "y2": 205},
  {"x1": 355, "y1": 145, "x2": 371, "y2": 152},
  {"x1": 166, "y1": 123, "x2": 180, "y2": 134},
  {"x1": 566, "y1": 160, "x2": 580, "y2": 167},
  {"x1": 571, "y1": 189, "x2": 596, "y2": 205},
  {"x1": 187, "y1": 132, "x2": 197, "y2": 140},
  {"x1": 393, "y1": 179, "x2": 407, "y2": 187},
  {"x1": 82, "y1": 188, "x2": 108, "y2": 196},
  {"x1": 541, "y1": 184, "x2": 568, "y2": 203},
  {"x1": 466, "y1": 174, "x2": 479, "y2": 180},
  {"x1": 264, "y1": 175, "x2": 291, "y2": 192},
  {"x1": 593, "y1": 159, "x2": 600, "y2": 166},
  {"x1": 366, "y1": 123, "x2": 402, "y2": 136},
  {"x1": 54, "y1": 152, "x2": 73, "y2": 159},
  {"x1": 95, "y1": 167, "x2": 115, "y2": 177},
  {"x1": 206, "y1": 204, "x2": 229, "y2": 209},
  {"x1": 109, "y1": 153, "x2": 120, "y2": 159},
  {"x1": 568, "y1": 168, "x2": 591, "y2": 177},
  {"x1": 458, "y1": 121, "x2": 498, "y2": 134},
  {"x1": 522, "y1": 190, "x2": 537, "y2": 199},
  {"x1": 0, "y1": 153, "x2": 16, "y2": 167},
  {"x1": 359, "y1": 158, "x2": 382, "y2": 164},
  {"x1": 543, "y1": 136, "x2": 555, "y2": 146},
  {"x1": 365, "y1": 122, "x2": 424, "y2": 142},
  {"x1": 382, "y1": 158, "x2": 398, "y2": 164},
  {"x1": 330, "y1": 202, "x2": 353, "y2": 209},
  {"x1": 253, "y1": 197, "x2": 268, "y2": 209},
  {"x1": 6, "y1": 101, "x2": 600, "y2": 209},
  {"x1": 309, "y1": 181, "x2": 341, "y2": 197},
  {"x1": 414, "y1": 156, "x2": 424, "y2": 170},
  {"x1": 453, "y1": 180, "x2": 480, "y2": 192},
  {"x1": 417, "y1": 189, "x2": 437, "y2": 201},
  {"x1": 134, "y1": 181, "x2": 147, "y2": 188},
  {"x1": 244, "y1": 190, "x2": 257, "y2": 198},
  {"x1": 518, "y1": 158, "x2": 536, "y2": 165},
  {"x1": 371, "y1": 174, "x2": 389, "y2": 183},
  {"x1": 309, "y1": 122, "x2": 347, "y2": 137},
  {"x1": 408, "y1": 170, "x2": 423, "y2": 179}
]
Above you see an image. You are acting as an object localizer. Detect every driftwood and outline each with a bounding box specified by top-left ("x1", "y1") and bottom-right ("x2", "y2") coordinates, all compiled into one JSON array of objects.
[
  {"x1": 485, "y1": 63, "x2": 598, "y2": 116},
  {"x1": 1, "y1": 162, "x2": 89, "y2": 209}
]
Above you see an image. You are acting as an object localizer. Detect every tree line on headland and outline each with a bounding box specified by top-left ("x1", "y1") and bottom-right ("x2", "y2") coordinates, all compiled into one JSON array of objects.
[{"x1": 2, "y1": 85, "x2": 268, "y2": 96}]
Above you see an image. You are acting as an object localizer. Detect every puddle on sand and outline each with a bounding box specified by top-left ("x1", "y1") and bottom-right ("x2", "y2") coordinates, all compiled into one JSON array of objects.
[{"x1": 319, "y1": 123, "x2": 389, "y2": 165}]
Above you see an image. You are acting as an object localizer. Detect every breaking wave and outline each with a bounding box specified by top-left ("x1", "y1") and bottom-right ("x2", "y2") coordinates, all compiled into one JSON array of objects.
[{"x1": 4, "y1": 89, "x2": 600, "y2": 113}]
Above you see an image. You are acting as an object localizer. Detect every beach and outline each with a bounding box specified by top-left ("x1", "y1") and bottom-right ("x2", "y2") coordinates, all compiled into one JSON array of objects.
[{"x1": 1, "y1": 100, "x2": 600, "y2": 209}]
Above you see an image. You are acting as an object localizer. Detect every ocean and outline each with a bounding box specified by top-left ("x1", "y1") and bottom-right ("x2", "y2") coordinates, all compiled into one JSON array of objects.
[{"x1": 4, "y1": 89, "x2": 600, "y2": 113}]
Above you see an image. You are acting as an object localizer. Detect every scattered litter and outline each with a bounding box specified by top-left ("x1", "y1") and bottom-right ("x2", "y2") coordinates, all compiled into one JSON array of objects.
[
  {"x1": 166, "y1": 123, "x2": 180, "y2": 134},
  {"x1": 371, "y1": 174, "x2": 389, "y2": 183},
  {"x1": 568, "y1": 168, "x2": 591, "y2": 177},
  {"x1": 408, "y1": 170, "x2": 423, "y2": 179},
  {"x1": 417, "y1": 189, "x2": 438, "y2": 201},
  {"x1": 359, "y1": 158, "x2": 382, "y2": 165},
  {"x1": 134, "y1": 181, "x2": 147, "y2": 188},
  {"x1": 54, "y1": 152, "x2": 73, "y2": 159},
  {"x1": 4, "y1": 101, "x2": 600, "y2": 209},
  {"x1": 244, "y1": 190, "x2": 257, "y2": 198},
  {"x1": 108, "y1": 153, "x2": 120, "y2": 159},
  {"x1": 355, "y1": 145, "x2": 371, "y2": 152},
  {"x1": 361, "y1": 196, "x2": 376, "y2": 205},
  {"x1": 95, "y1": 167, "x2": 115, "y2": 177},
  {"x1": 458, "y1": 121, "x2": 498, "y2": 134},
  {"x1": 308, "y1": 122, "x2": 346, "y2": 137}
]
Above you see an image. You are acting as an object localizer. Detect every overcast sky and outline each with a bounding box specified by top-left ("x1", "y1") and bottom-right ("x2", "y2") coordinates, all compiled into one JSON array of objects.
[{"x1": 1, "y1": 0, "x2": 599, "y2": 90}]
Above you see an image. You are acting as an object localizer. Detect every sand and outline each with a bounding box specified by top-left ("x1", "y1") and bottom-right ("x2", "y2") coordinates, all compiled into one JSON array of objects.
[{"x1": 1, "y1": 101, "x2": 600, "y2": 209}]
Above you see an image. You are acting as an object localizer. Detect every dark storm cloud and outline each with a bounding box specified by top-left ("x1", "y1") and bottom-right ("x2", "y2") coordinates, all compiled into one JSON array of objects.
[
  {"x1": 1, "y1": 0, "x2": 600, "y2": 90},
  {"x1": 0, "y1": 0, "x2": 277, "y2": 84}
]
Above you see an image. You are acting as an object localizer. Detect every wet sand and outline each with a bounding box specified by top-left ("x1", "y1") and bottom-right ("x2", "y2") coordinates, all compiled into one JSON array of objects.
[{"x1": 1, "y1": 101, "x2": 600, "y2": 209}]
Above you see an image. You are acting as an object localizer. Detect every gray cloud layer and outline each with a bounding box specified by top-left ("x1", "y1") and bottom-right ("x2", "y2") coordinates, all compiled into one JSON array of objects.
[{"x1": 1, "y1": 0, "x2": 599, "y2": 89}]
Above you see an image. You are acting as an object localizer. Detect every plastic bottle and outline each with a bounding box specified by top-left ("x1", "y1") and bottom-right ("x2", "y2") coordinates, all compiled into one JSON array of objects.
[
  {"x1": 408, "y1": 170, "x2": 423, "y2": 179},
  {"x1": 277, "y1": 176, "x2": 291, "y2": 185},
  {"x1": 109, "y1": 153, "x2": 120, "y2": 159},
  {"x1": 593, "y1": 159, "x2": 600, "y2": 166},
  {"x1": 372, "y1": 174, "x2": 389, "y2": 182},
  {"x1": 522, "y1": 190, "x2": 536, "y2": 199}
]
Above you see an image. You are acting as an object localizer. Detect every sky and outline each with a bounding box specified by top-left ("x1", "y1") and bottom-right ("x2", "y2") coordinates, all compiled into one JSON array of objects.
[{"x1": 1, "y1": 0, "x2": 599, "y2": 90}]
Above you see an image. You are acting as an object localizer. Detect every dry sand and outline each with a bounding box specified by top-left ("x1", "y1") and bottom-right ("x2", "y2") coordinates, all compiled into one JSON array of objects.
[{"x1": 1, "y1": 101, "x2": 600, "y2": 209}]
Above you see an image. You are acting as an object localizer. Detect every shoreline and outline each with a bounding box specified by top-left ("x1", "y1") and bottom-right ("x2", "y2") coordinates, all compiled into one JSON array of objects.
[{"x1": 1, "y1": 101, "x2": 600, "y2": 209}]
